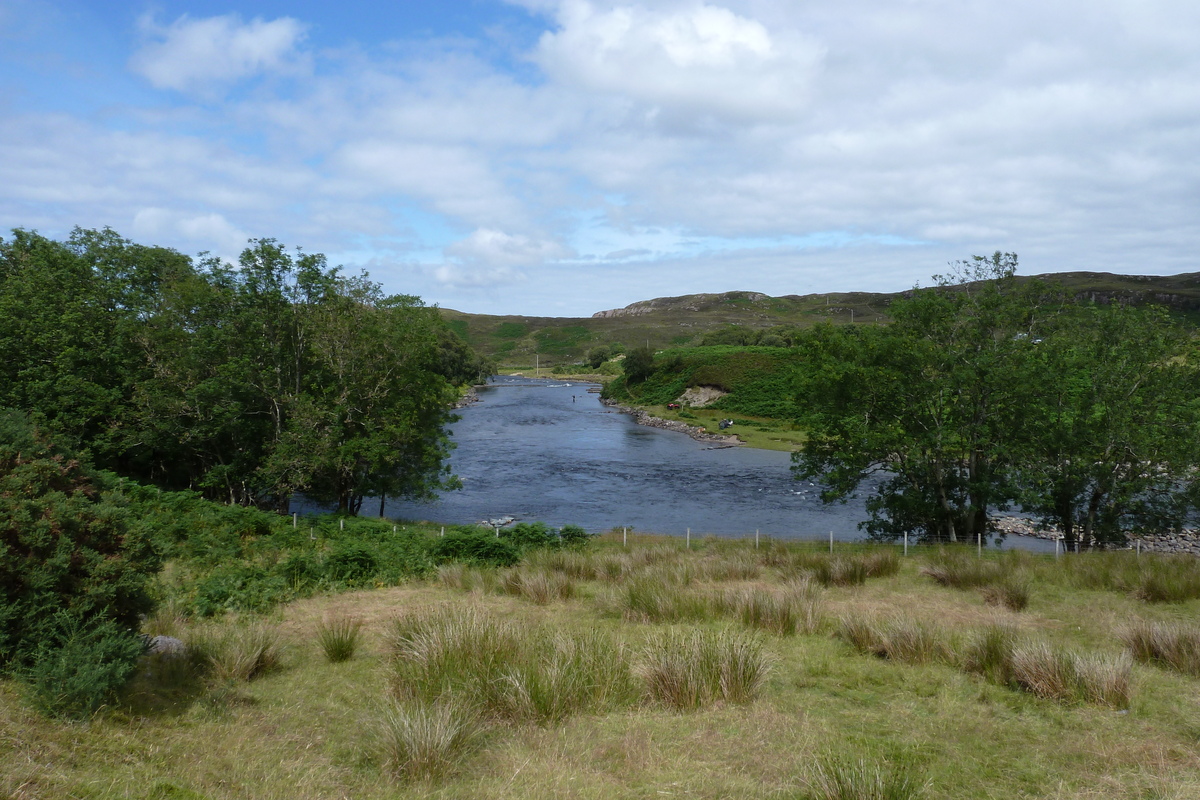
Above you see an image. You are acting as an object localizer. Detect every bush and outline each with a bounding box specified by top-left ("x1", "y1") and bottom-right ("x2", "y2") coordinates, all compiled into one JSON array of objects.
[
  {"x1": 558, "y1": 524, "x2": 590, "y2": 548},
  {"x1": 25, "y1": 614, "x2": 146, "y2": 719},
  {"x1": 429, "y1": 529, "x2": 519, "y2": 567}
]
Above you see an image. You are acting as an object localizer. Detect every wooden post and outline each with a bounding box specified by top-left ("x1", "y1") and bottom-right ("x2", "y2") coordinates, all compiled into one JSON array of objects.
[
  {"x1": 1136, "y1": 539, "x2": 1141, "y2": 558},
  {"x1": 977, "y1": 532, "x2": 982, "y2": 557},
  {"x1": 829, "y1": 530, "x2": 833, "y2": 554},
  {"x1": 623, "y1": 527, "x2": 627, "y2": 548},
  {"x1": 292, "y1": 512, "x2": 297, "y2": 528},
  {"x1": 904, "y1": 531, "x2": 908, "y2": 557},
  {"x1": 686, "y1": 528, "x2": 691, "y2": 549},
  {"x1": 755, "y1": 529, "x2": 759, "y2": 549},
  {"x1": 393, "y1": 525, "x2": 397, "y2": 533},
  {"x1": 440, "y1": 526, "x2": 445, "y2": 537},
  {"x1": 1055, "y1": 537, "x2": 1061, "y2": 559},
  {"x1": 340, "y1": 518, "x2": 344, "y2": 531},
  {"x1": 310, "y1": 526, "x2": 316, "y2": 541}
]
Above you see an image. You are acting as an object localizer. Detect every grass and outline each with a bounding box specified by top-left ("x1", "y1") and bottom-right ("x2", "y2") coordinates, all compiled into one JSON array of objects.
[
  {"x1": 316, "y1": 615, "x2": 363, "y2": 662},
  {"x1": 4, "y1": 538, "x2": 1200, "y2": 799},
  {"x1": 1117, "y1": 619, "x2": 1200, "y2": 676}
]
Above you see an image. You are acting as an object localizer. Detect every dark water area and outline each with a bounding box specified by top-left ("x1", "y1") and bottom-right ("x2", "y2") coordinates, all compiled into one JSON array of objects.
[{"x1": 373, "y1": 377, "x2": 1053, "y2": 552}]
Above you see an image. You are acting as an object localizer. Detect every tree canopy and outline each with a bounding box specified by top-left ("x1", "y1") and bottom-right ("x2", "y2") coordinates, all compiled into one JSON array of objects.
[
  {"x1": 792, "y1": 253, "x2": 1200, "y2": 548},
  {"x1": 0, "y1": 228, "x2": 477, "y2": 514}
]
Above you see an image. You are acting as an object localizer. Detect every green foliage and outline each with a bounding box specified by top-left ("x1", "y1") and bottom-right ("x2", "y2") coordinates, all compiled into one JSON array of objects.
[
  {"x1": 622, "y1": 345, "x2": 656, "y2": 382},
  {"x1": 24, "y1": 614, "x2": 146, "y2": 719},
  {"x1": 0, "y1": 413, "x2": 160, "y2": 673},
  {"x1": 316, "y1": 615, "x2": 363, "y2": 663},
  {"x1": 429, "y1": 528, "x2": 520, "y2": 567}
]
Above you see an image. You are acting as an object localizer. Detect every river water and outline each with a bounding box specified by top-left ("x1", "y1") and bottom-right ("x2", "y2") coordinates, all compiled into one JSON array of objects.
[{"x1": 382, "y1": 376, "x2": 1054, "y2": 551}]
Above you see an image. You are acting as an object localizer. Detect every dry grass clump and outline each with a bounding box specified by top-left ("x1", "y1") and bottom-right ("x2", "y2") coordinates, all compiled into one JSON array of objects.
[
  {"x1": 835, "y1": 614, "x2": 949, "y2": 665},
  {"x1": 191, "y1": 621, "x2": 283, "y2": 683},
  {"x1": 373, "y1": 698, "x2": 486, "y2": 782},
  {"x1": 1117, "y1": 619, "x2": 1200, "y2": 676},
  {"x1": 980, "y1": 578, "x2": 1030, "y2": 611},
  {"x1": 500, "y1": 567, "x2": 576, "y2": 605},
  {"x1": 718, "y1": 579, "x2": 824, "y2": 636},
  {"x1": 920, "y1": 549, "x2": 1007, "y2": 589},
  {"x1": 386, "y1": 606, "x2": 635, "y2": 724},
  {"x1": 1052, "y1": 551, "x2": 1200, "y2": 604},
  {"x1": 1009, "y1": 642, "x2": 1132, "y2": 708},
  {"x1": 803, "y1": 754, "x2": 928, "y2": 800},
  {"x1": 958, "y1": 622, "x2": 1019, "y2": 684},
  {"x1": 437, "y1": 563, "x2": 500, "y2": 594},
  {"x1": 698, "y1": 550, "x2": 763, "y2": 581},
  {"x1": 612, "y1": 574, "x2": 712, "y2": 623},
  {"x1": 316, "y1": 614, "x2": 363, "y2": 662},
  {"x1": 638, "y1": 628, "x2": 770, "y2": 710},
  {"x1": 523, "y1": 548, "x2": 600, "y2": 580}
]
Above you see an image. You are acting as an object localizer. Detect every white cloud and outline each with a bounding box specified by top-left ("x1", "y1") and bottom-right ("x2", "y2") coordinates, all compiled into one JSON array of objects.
[
  {"x1": 131, "y1": 208, "x2": 249, "y2": 257},
  {"x1": 535, "y1": 1, "x2": 824, "y2": 120},
  {"x1": 446, "y1": 228, "x2": 573, "y2": 268},
  {"x1": 130, "y1": 13, "x2": 308, "y2": 94}
]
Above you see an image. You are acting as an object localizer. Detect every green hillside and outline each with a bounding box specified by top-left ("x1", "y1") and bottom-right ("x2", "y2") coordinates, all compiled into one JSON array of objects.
[{"x1": 440, "y1": 272, "x2": 1200, "y2": 369}]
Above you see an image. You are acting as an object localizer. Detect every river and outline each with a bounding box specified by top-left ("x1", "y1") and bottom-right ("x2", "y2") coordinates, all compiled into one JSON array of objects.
[{"x1": 381, "y1": 376, "x2": 1054, "y2": 552}]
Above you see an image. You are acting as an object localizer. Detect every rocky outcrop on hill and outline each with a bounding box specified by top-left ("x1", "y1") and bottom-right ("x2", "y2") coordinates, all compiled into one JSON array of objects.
[
  {"x1": 593, "y1": 291, "x2": 769, "y2": 318},
  {"x1": 600, "y1": 398, "x2": 741, "y2": 446}
]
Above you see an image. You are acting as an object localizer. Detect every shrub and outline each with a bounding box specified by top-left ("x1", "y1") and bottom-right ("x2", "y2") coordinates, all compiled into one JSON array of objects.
[
  {"x1": 558, "y1": 524, "x2": 591, "y2": 548},
  {"x1": 639, "y1": 629, "x2": 769, "y2": 710},
  {"x1": 429, "y1": 529, "x2": 519, "y2": 567},
  {"x1": 25, "y1": 614, "x2": 146, "y2": 719},
  {"x1": 374, "y1": 699, "x2": 486, "y2": 782},
  {"x1": 325, "y1": 544, "x2": 378, "y2": 582},
  {"x1": 0, "y1": 414, "x2": 160, "y2": 674},
  {"x1": 317, "y1": 615, "x2": 363, "y2": 663}
]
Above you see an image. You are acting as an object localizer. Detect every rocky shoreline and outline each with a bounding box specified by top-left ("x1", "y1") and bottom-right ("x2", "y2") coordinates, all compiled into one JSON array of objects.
[
  {"x1": 600, "y1": 398, "x2": 742, "y2": 447},
  {"x1": 994, "y1": 516, "x2": 1200, "y2": 556},
  {"x1": 452, "y1": 386, "x2": 481, "y2": 409}
]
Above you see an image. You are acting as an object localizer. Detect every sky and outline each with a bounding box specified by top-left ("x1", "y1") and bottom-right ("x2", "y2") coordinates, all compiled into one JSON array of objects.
[{"x1": 2, "y1": 0, "x2": 1198, "y2": 316}]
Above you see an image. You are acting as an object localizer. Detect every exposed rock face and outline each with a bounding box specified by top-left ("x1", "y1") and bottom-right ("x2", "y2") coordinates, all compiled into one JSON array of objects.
[
  {"x1": 600, "y1": 398, "x2": 741, "y2": 446},
  {"x1": 677, "y1": 386, "x2": 727, "y2": 408}
]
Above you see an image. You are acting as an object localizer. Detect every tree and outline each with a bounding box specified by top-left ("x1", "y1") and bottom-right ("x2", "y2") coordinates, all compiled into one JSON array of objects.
[
  {"x1": 586, "y1": 345, "x2": 611, "y2": 369},
  {"x1": 1012, "y1": 304, "x2": 1199, "y2": 549},
  {"x1": 623, "y1": 345, "x2": 656, "y2": 383},
  {"x1": 793, "y1": 254, "x2": 1040, "y2": 542}
]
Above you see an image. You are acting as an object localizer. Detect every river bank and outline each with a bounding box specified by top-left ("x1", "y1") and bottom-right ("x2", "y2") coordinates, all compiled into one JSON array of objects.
[
  {"x1": 599, "y1": 397, "x2": 743, "y2": 447},
  {"x1": 994, "y1": 516, "x2": 1200, "y2": 555}
]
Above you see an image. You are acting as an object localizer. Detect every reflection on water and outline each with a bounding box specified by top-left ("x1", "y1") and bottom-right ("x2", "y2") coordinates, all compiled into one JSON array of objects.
[{"x1": 380, "y1": 377, "x2": 1054, "y2": 551}]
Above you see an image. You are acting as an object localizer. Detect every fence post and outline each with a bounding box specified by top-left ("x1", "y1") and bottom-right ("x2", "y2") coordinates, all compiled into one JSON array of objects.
[
  {"x1": 1055, "y1": 537, "x2": 1060, "y2": 559},
  {"x1": 623, "y1": 527, "x2": 627, "y2": 548},
  {"x1": 977, "y1": 532, "x2": 982, "y2": 557},
  {"x1": 829, "y1": 530, "x2": 833, "y2": 554},
  {"x1": 292, "y1": 512, "x2": 297, "y2": 528},
  {"x1": 393, "y1": 525, "x2": 397, "y2": 533},
  {"x1": 904, "y1": 531, "x2": 908, "y2": 557},
  {"x1": 686, "y1": 528, "x2": 691, "y2": 549},
  {"x1": 1136, "y1": 539, "x2": 1141, "y2": 558},
  {"x1": 755, "y1": 529, "x2": 759, "y2": 549},
  {"x1": 310, "y1": 526, "x2": 316, "y2": 541}
]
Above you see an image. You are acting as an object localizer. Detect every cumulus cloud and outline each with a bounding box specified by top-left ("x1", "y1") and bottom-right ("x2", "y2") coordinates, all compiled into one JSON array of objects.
[
  {"x1": 131, "y1": 208, "x2": 249, "y2": 257},
  {"x1": 130, "y1": 13, "x2": 308, "y2": 94},
  {"x1": 431, "y1": 228, "x2": 574, "y2": 288},
  {"x1": 535, "y1": 1, "x2": 824, "y2": 120}
]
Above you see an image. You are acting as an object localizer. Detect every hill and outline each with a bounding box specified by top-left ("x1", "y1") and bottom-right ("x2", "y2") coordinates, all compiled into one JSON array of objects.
[{"x1": 440, "y1": 272, "x2": 1200, "y2": 369}]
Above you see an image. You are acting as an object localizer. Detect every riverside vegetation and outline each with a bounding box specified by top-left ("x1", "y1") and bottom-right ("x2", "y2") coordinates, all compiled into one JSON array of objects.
[{"x1": 4, "y1": 528, "x2": 1200, "y2": 799}]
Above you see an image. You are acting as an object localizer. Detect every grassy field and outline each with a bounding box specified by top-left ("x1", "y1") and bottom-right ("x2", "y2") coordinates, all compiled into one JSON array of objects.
[{"x1": 6, "y1": 535, "x2": 1200, "y2": 800}]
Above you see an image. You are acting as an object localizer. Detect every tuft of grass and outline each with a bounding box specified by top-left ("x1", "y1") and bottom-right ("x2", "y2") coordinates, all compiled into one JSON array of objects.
[
  {"x1": 920, "y1": 550, "x2": 1006, "y2": 589},
  {"x1": 836, "y1": 613, "x2": 948, "y2": 665},
  {"x1": 1117, "y1": 619, "x2": 1200, "y2": 676},
  {"x1": 721, "y1": 579, "x2": 824, "y2": 636},
  {"x1": 639, "y1": 629, "x2": 770, "y2": 710},
  {"x1": 981, "y1": 578, "x2": 1030, "y2": 611},
  {"x1": 1010, "y1": 642, "x2": 1132, "y2": 708},
  {"x1": 191, "y1": 622, "x2": 282, "y2": 683},
  {"x1": 316, "y1": 615, "x2": 363, "y2": 663},
  {"x1": 387, "y1": 607, "x2": 634, "y2": 724},
  {"x1": 501, "y1": 567, "x2": 575, "y2": 605},
  {"x1": 616, "y1": 577, "x2": 712, "y2": 623},
  {"x1": 804, "y1": 754, "x2": 928, "y2": 800},
  {"x1": 958, "y1": 623, "x2": 1019, "y2": 685},
  {"x1": 373, "y1": 699, "x2": 486, "y2": 782}
]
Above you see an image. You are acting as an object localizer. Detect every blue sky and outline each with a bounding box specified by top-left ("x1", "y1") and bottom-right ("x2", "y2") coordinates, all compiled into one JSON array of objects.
[{"x1": 3, "y1": 0, "x2": 1198, "y2": 315}]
